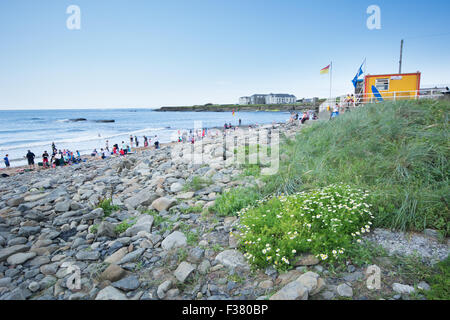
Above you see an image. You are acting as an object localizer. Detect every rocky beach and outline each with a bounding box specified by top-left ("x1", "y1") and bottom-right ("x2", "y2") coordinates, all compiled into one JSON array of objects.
[{"x1": 0, "y1": 121, "x2": 447, "y2": 301}]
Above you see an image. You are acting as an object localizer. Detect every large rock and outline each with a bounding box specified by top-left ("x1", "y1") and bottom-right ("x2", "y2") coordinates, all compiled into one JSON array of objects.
[
  {"x1": 336, "y1": 283, "x2": 353, "y2": 297},
  {"x1": 95, "y1": 286, "x2": 128, "y2": 300},
  {"x1": 7, "y1": 252, "x2": 37, "y2": 265},
  {"x1": 105, "y1": 247, "x2": 128, "y2": 264},
  {"x1": 124, "y1": 189, "x2": 158, "y2": 209},
  {"x1": 0, "y1": 245, "x2": 30, "y2": 262},
  {"x1": 75, "y1": 250, "x2": 100, "y2": 261},
  {"x1": 174, "y1": 262, "x2": 196, "y2": 283},
  {"x1": 55, "y1": 201, "x2": 71, "y2": 212},
  {"x1": 6, "y1": 196, "x2": 25, "y2": 207},
  {"x1": 100, "y1": 264, "x2": 126, "y2": 282},
  {"x1": 176, "y1": 192, "x2": 195, "y2": 200},
  {"x1": 97, "y1": 221, "x2": 117, "y2": 238},
  {"x1": 124, "y1": 215, "x2": 154, "y2": 237},
  {"x1": 161, "y1": 231, "x2": 187, "y2": 251},
  {"x1": 214, "y1": 250, "x2": 249, "y2": 270},
  {"x1": 296, "y1": 272, "x2": 319, "y2": 293},
  {"x1": 392, "y1": 283, "x2": 415, "y2": 294},
  {"x1": 112, "y1": 275, "x2": 140, "y2": 291},
  {"x1": 295, "y1": 254, "x2": 319, "y2": 266},
  {"x1": 270, "y1": 281, "x2": 309, "y2": 300},
  {"x1": 151, "y1": 197, "x2": 176, "y2": 212},
  {"x1": 170, "y1": 182, "x2": 184, "y2": 193},
  {"x1": 118, "y1": 248, "x2": 145, "y2": 264},
  {"x1": 24, "y1": 193, "x2": 49, "y2": 202}
]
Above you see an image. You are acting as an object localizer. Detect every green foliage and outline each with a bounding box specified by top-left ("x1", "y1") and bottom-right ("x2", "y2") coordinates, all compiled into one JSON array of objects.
[
  {"x1": 211, "y1": 187, "x2": 261, "y2": 217},
  {"x1": 115, "y1": 220, "x2": 134, "y2": 234},
  {"x1": 183, "y1": 176, "x2": 213, "y2": 192},
  {"x1": 241, "y1": 164, "x2": 261, "y2": 177},
  {"x1": 180, "y1": 205, "x2": 203, "y2": 214},
  {"x1": 425, "y1": 257, "x2": 450, "y2": 300},
  {"x1": 97, "y1": 198, "x2": 120, "y2": 217},
  {"x1": 235, "y1": 184, "x2": 373, "y2": 271},
  {"x1": 177, "y1": 248, "x2": 188, "y2": 263},
  {"x1": 212, "y1": 244, "x2": 224, "y2": 252},
  {"x1": 261, "y1": 100, "x2": 449, "y2": 235},
  {"x1": 186, "y1": 231, "x2": 199, "y2": 245},
  {"x1": 90, "y1": 224, "x2": 99, "y2": 234}
]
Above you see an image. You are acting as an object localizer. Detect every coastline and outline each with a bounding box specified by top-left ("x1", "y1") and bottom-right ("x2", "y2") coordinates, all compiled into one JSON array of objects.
[{"x1": 0, "y1": 122, "x2": 283, "y2": 176}]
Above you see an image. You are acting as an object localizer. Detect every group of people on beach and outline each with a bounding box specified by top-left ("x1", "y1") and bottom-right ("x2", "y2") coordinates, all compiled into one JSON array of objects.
[
  {"x1": 289, "y1": 111, "x2": 318, "y2": 124},
  {"x1": 23, "y1": 143, "x2": 83, "y2": 170},
  {"x1": 328, "y1": 93, "x2": 356, "y2": 119},
  {"x1": 92, "y1": 134, "x2": 161, "y2": 160},
  {"x1": 2, "y1": 119, "x2": 248, "y2": 170}
]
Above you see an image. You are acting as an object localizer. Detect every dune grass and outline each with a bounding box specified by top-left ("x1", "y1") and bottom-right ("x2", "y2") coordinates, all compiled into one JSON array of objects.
[{"x1": 213, "y1": 99, "x2": 449, "y2": 235}]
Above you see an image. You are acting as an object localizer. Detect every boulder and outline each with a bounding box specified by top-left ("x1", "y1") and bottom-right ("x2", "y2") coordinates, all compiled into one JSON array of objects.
[
  {"x1": 161, "y1": 231, "x2": 187, "y2": 251},
  {"x1": 214, "y1": 250, "x2": 249, "y2": 270},
  {"x1": 124, "y1": 215, "x2": 154, "y2": 237},
  {"x1": 124, "y1": 189, "x2": 158, "y2": 209},
  {"x1": 95, "y1": 286, "x2": 128, "y2": 300},
  {"x1": 100, "y1": 264, "x2": 126, "y2": 282},
  {"x1": 174, "y1": 262, "x2": 196, "y2": 283},
  {"x1": 97, "y1": 221, "x2": 117, "y2": 238},
  {"x1": 392, "y1": 283, "x2": 415, "y2": 294},
  {"x1": 112, "y1": 275, "x2": 140, "y2": 291},
  {"x1": 270, "y1": 281, "x2": 308, "y2": 300},
  {"x1": 7, "y1": 252, "x2": 37, "y2": 265},
  {"x1": 151, "y1": 197, "x2": 176, "y2": 212},
  {"x1": 0, "y1": 245, "x2": 30, "y2": 262}
]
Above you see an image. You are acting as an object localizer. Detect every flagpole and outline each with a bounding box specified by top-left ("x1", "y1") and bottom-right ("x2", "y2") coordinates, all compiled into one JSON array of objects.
[{"x1": 329, "y1": 61, "x2": 333, "y2": 103}]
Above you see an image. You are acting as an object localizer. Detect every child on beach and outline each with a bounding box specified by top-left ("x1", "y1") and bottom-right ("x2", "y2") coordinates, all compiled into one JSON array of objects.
[{"x1": 3, "y1": 154, "x2": 10, "y2": 168}]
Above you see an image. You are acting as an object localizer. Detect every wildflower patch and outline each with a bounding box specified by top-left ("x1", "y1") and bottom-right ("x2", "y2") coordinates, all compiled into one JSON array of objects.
[{"x1": 234, "y1": 184, "x2": 373, "y2": 271}]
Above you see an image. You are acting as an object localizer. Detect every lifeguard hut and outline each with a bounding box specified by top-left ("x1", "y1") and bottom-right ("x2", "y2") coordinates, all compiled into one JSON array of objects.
[{"x1": 362, "y1": 72, "x2": 421, "y2": 102}]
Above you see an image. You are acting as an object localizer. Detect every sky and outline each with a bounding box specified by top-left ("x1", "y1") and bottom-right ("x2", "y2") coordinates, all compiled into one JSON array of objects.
[{"x1": 0, "y1": 0, "x2": 449, "y2": 109}]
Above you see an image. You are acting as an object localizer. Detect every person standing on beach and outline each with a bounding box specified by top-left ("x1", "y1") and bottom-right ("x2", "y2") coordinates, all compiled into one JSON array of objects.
[
  {"x1": 105, "y1": 140, "x2": 109, "y2": 152},
  {"x1": 42, "y1": 151, "x2": 49, "y2": 168},
  {"x1": 144, "y1": 136, "x2": 148, "y2": 147},
  {"x1": 3, "y1": 154, "x2": 10, "y2": 168},
  {"x1": 154, "y1": 135, "x2": 159, "y2": 149},
  {"x1": 52, "y1": 142, "x2": 57, "y2": 155},
  {"x1": 130, "y1": 135, "x2": 134, "y2": 148},
  {"x1": 26, "y1": 150, "x2": 36, "y2": 169},
  {"x1": 135, "y1": 136, "x2": 139, "y2": 148}
]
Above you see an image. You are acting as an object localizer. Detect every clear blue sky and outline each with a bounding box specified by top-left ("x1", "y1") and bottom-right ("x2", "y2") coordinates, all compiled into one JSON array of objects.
[{"x1": 1, "y1": 0, "x2": 449, "y2": 109}]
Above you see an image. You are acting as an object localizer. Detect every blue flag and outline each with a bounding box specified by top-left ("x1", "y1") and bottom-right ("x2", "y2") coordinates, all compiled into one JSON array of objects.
[{"x1": 352, "y1": 62, "x2": 365, "y2": 88}]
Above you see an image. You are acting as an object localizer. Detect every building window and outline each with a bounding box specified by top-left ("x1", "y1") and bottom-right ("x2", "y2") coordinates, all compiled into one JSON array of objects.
[{"x1": 375, "y1": 78, "x2": 389, "y2": 91}]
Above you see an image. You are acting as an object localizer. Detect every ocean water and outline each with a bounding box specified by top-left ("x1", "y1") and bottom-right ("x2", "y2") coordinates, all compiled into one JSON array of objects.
[{"x1": 0, "y1": 108, "x2": 290, "y2": 167}]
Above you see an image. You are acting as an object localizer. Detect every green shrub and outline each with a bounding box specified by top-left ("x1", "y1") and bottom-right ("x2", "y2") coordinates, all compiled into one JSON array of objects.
[
  {"x1": 115, "y1": 221, "x2": 134, "y2": 234},
  {"x1": 425, "y1": 256, "x2": 450, "y2": 300},
  {"x1": 235, "y1": 184, "x2": 373, "y2": 271},
  {"x1": 97, "y1": 198, "x2": 120, "y2": 217},
  {"x1": 211, "y1": 187, "x2": 261, "y2": 217}
]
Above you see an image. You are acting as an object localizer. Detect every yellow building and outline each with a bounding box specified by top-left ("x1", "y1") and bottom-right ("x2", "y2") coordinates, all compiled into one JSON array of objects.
[{"x1": 364, "y1": 72, "x2": 421, "y2": 101}]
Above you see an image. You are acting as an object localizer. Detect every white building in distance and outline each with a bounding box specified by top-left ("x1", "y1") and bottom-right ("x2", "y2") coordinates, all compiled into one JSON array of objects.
[{"x1": 239, "y1": 93, "x2": 297, "y2": 105}]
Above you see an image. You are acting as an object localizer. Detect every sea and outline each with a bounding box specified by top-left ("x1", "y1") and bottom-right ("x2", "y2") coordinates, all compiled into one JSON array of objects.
[{"x1": 0, "y1": 108, "x2": 291, "y2": 167}]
